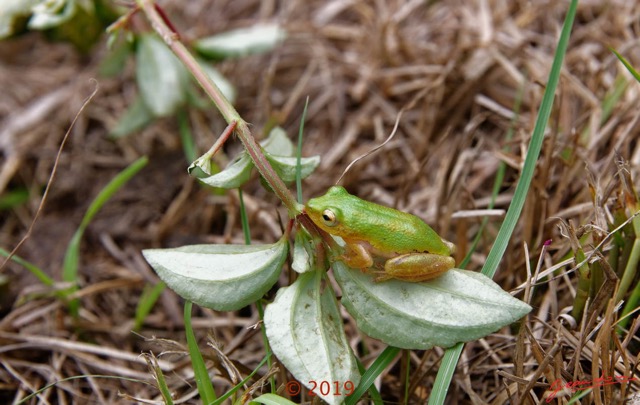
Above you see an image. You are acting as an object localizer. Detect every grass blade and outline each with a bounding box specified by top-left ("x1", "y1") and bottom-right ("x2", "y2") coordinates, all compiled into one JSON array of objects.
[
  {"x1": 134, "y1": 281, "x2": 166, "y2": 331},
  {"x1": 611, "y1": 48, "x2": 640, "y2": 83},
  {"x1": 62, "y1": 156, "x2": 148, "y2": 314},
  {"x1": 185, "y1": 300, "x2": 217, "y2": 404},
  {"x1": 210, "y1": 352, "x2": 271, "y2": 405},
  {"x1": 428, "y1": 0, "x2": 579, "y2": 403},
  {"x1": 296, "y1": 97, "x2": 310, "y2": 204},
  {"x1": 0, "y1": 248, "x2": 54, "y2": 286},
  {"x1": 345, "y1": 346, "x2": 398, "y2": 405}
]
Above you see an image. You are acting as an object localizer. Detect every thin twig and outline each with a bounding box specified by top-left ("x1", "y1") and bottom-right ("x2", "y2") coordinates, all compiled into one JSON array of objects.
[{"x1": 0, "y1": 82, "x2": 99, "y2": 271}]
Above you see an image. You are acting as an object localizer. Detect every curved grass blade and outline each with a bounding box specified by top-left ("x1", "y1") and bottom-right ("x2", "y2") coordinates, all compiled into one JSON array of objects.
[
  {"x1": 345, "y1": 346, "x2": 398, "y2": 405},
  {"x1": 134, "y1": 281, "x2": 166, "y2": 331},
  {"x1": 429, "y1": 0, "x2": 579, "y2": 403},
  {"x1": 0, "y1": 247, "x2": 54, "y2": 286},
  {"x1": 63, "y1": 156, "x2": 148, "y2": 315}
]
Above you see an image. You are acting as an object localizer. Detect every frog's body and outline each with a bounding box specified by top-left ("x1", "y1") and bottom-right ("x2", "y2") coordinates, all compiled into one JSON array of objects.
[{"x1": 305, "y1": 186, "x2": 455, "y2": 282}]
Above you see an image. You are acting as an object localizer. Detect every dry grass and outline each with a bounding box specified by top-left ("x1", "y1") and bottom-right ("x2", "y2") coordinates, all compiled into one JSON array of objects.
[{"x1": 1, "y1": 0, "x2": 640, "y2": 403}]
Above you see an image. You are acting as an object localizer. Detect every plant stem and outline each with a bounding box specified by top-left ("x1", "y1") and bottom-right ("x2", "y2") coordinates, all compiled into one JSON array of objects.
[{"x1": 136, "y1": 0, "x2": 300, "y2": 216}]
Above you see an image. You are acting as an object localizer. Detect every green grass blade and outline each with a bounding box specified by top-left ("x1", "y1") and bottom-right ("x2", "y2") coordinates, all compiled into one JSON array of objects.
[
  {"x1": 178, "y1": 109, "x2": 198, "y2": 163},
  {"x1": 62, "y1": 156, "x2": 148, "y2": 282},
  {"x1": 185, "y1": 300, "x2": 217, "y2": 404},
  {"x1": 611, "y1": 48, "x2": 640, "y2": 83},
  {"x1": 134, "y1": 281, "x2": 166, "y2": 331},
  {"x1": 62, "y1": 156, "x2": 148, "y2": 314},
  {"x1": 16, "y1": 374, "x2": 150, "y2": 404},
  {"x1": 144, "y1": 353, "x2": 174, "y2": 405},
  {"x1": 210, "y1": 352, "x2": 272, "y2": 405},
  {"x1": 428, "y1": 0, "x2": 579, "y2": 403},
  {"x1": 238, "y1": 189, "x2": 251, "y2": 245},
  {"x1": 296, "y1": 97, "x2": 310, "y2": 204},
  {"x1": 600, "y1": 75, "x2": 628, "y2": 123},
  {"x1": 0, "y1": 248, "x2": 54, "y2": 286},
  {"x1": 0, "y1": 187, "x2": 29, "y2": 210},
  {"x1": 345, "y1": 346, "x2": 399, "y2": 405}
]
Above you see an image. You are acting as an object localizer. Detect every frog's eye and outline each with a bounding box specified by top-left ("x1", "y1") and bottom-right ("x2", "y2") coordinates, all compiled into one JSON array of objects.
[{"x1": 321, "y1": 209, "x2": 338, "y2": 227}]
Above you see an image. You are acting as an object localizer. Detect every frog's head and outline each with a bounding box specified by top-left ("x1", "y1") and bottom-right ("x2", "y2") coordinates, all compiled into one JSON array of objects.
[{"x1": 305, "y1": 186, "x2": 348, "y2": 234}]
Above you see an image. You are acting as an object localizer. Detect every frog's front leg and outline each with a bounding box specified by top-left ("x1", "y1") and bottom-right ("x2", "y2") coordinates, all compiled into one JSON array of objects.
[
  {"x1": 338, "y1": 241, "x2": 374, "y2": 270},
  {"x1": 376, "y1": 253, "x2": 455, "y2": 282}
]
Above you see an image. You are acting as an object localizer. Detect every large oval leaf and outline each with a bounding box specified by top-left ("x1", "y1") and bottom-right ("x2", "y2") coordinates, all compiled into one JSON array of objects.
[
  {"x1": 143, "y1": 240, "x2": 287, "y2": 311},
  {"x1": 265, "y1": 271, "x2": 360, "y2": 405},
  {"x1": 334, "y1": 263, "x2": 531, "y2": 350}
]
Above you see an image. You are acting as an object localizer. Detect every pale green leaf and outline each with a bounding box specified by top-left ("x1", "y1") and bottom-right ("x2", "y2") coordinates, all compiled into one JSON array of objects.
[
  {"x1": 194, "y1": 153, "x2": 254, "y2": 188},
  {"x1": 265, "y1": 154, "x2": 320, "y2": 183},
  {"x1": 197, "y1": 59, "x2": 237, "y2": 104},
  {"x1": 0, "y1": 0, "x2": 39, "y2": 38},
  {"x1": 194, "y1": 24, "x2": 286, "y2": 60},
  {"x1": 291, "y1": 230, "x2": 313, "y2": 274},
  {"x1": 28, "y1": 0, "x2": 76, "y2": 30},
  {"x1": 264, "y1": 271, "x2": 360, "y2": 405},
  {"x1": 262, "y1": 127, "x2": 294, "y2": 157},
  {"x1": 334, "y1": 264, "x2": 531, "y2": 350},
  {"x1": 110, "y1": 96, "x2": 154, "y2": 138},
  {"x1": 188, "y1": 124, "x2": 318, "y2": 189},
  {"x1": 136, "y1": 33, "x2": 188, "y2": 117},
  {"x1": 143, "y1": 240, "x2": 287, "y2": 311}
]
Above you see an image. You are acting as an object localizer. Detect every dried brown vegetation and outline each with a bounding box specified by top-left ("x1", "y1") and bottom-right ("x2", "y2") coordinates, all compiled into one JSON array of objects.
[{"x1": 1, "y1": 0, "x2": 640, "y2": 404}]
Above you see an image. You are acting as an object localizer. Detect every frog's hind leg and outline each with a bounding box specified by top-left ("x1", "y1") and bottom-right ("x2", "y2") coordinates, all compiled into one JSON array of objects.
[{"x1": 380, "y1": 253, "x2": 455, "y2": 282}]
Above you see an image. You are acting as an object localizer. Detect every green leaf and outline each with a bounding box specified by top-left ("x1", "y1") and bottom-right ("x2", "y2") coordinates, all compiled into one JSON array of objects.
[
  {"x1": 100, "y1": 38, "x2": 133, "y2": 77},
  {"x1": 143, "y1": 239, "x2": 288, "y2": 311},
  {"x1": 194, "y1": 153, "x2": 254, "y2": 189},
  {"x1": 291, "y1": 230, "x2": 313, "y2": 274},
  {"x1": 28, "y1": 0, "x2": 76, "y2": 30},
  {"x1": 334, "y1": 263, "x2": 531, "y2": 350},
  {"x1": 0, "y1": 0, "x2": 39, "y2": 38},
  {"x1": 189, "y1": 126, "x2": 318, "y2": 189},
  {"x1": 265, "y1": 154, "x2": 320, "y2": 183},
  {"x1": 136, "y1": 33, "x2": 188, "y2": 117},
  {"x1": 110, "y1": 96, "x2": 154, "y2": 138},
  {"x1": 194, "y1": 24, "x2": 286, "y2": 60},
  {"x1": 197, "y1": 59, "x2": 237, "y2": 104},
  {"x1": 264, "y1": 271, "x2": 360, "y2": 405},
  {"x1": 262, "y1": 127, "x2": 295, "y2": 156}
]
